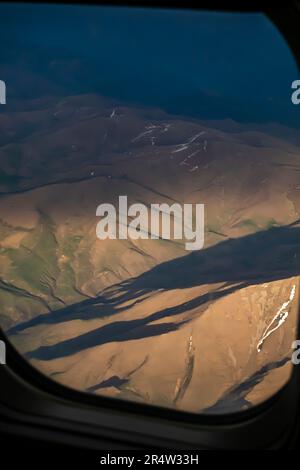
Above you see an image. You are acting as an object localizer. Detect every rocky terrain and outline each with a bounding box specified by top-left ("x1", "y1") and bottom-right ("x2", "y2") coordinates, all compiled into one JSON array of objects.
[{"x1": 0, "y1": 94, "x2": 299, "y2": 413}]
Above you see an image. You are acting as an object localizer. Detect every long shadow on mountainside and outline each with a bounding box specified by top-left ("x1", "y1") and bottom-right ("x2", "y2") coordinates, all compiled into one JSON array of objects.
[{"x1": 7, "y1": 221, "x2": 300, "y2": 360}]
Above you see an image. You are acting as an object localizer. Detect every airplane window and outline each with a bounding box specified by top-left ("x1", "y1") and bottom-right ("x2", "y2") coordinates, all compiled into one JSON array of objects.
[{"x1": 0, "y1": 3, "x2": 299, "y2": 415}]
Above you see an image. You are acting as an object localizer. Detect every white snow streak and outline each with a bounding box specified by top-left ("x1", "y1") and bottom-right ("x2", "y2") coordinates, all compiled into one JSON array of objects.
[{"x1": 256, "y1": 284, "x2": 296, "y2": 352}]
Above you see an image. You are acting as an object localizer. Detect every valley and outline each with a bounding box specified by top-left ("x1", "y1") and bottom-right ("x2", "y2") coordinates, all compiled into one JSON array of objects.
[{"x1": 0, "y1": 94, "x2": 299, "y2": 413}]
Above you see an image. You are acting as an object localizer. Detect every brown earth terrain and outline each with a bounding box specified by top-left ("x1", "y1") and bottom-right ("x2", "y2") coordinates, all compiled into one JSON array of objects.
[{"x1": 0, "y1": 94, "x2": 299, "y2": 413}]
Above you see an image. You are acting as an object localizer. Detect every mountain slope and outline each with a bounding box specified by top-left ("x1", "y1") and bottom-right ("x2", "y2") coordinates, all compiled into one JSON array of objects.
[{"x1": 1, "y1": 94, "x2": 300, "y2": 413}]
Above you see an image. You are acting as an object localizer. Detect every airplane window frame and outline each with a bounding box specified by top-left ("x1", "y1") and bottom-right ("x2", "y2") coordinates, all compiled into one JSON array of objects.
[{"x1": 0, "y1": 0, "x2": 300, "y2": 450}]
